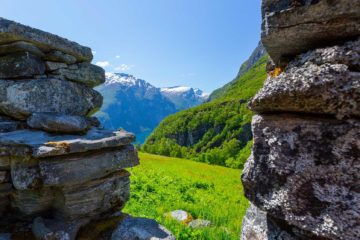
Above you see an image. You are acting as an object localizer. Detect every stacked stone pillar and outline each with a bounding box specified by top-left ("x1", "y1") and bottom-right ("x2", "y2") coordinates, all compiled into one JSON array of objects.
[
  {"x1": 0, "y1": 18, "x2": 139, "y2": 239},
  {"x1": 241, "y1": 1, "x2": 360, "y2": 240}
]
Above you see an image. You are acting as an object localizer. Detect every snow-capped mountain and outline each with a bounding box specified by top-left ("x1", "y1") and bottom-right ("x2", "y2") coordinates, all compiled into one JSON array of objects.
[
  {"x1": 95, "y1": 73, "x2": 207, "y2": 143},
  {"x1": 161, "y1": 86, "x2": 208, "y2": 110}
]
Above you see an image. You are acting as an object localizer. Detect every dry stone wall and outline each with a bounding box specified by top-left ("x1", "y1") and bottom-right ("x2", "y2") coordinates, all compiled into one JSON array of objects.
[
  {"x1": 241, "y1": 1, "x2": 360, "y2": 240},
  {"x1": 0, "y1": 17, "x2": 139, "y2": 239}
]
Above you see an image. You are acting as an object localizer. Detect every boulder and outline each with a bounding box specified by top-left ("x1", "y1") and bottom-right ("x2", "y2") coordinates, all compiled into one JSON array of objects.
[
  {"x1": 166, "y1": 210, "x2": 193, "y2": 224},
  {"x1": 39, "y1": 145, "x2": 139, "y2": 186},
  {"x1": 44, "y1": 50, "x2": 77, "y2": 64},
  {"x1": 242, "y1": 114, "x2": 360, "y2": 240},
  {"x1": 249, "y1": 39, "x2": 360, "y2": 119},
  {"x1": 27, "y1": 113, "x2": 92, "y2": 133},
  {"x1": 111, "y1": 216, "x2": 176, "y2": 240},
  {"x1": 0, "y1": 52, "x2": 45, "y2": 79},
  {"x1": 0, "y1": 17, "x2": 92, "y2": 62},
  {"x1": 0, "y1": 78, "x2": 102, "y2": 120},
  {"x1": 52, "y1": 62, "x2": 105, "y2": 87},
  {"x1": 188, "y1": 219, "x2": 211, "y2": 229},
  {"x1": 261, "y1": 0, "x2": 360, "y2": 65},
  {"x1": 0, "y1": 41, "x2": 44, "y2": 57}
]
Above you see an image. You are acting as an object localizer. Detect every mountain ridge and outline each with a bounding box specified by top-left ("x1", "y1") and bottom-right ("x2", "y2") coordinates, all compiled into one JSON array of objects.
[{"x1": 95, "y1": 73, "x2": 207, "y2": 143}]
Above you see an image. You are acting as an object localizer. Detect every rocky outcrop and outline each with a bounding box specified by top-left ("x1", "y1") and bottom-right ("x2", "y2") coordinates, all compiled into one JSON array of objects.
[
  {"x1": 0, "y1": 18, "x2": 140, "y2": 239},
  {"x1": 261, "y1": 0, "x2": 360, "y2": 66},
  {"x1": 241, "y1": 1, "x2": 360, "y2": 240}
]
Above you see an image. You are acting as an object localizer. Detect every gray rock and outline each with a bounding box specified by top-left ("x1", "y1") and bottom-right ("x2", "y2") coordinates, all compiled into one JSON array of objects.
[
  {"x1": 44, "y1": 50, "x2": 77, "y2": 64},
  {"x1": 0, "y1": 78, "x2": 102, "y2": 120},
  {"x1": 0, "y1": 52, "x2": 45, "y2": 78},
  {"x1": 242, "y1": 114, "x2": 360, "y2": 240},
  {"x1": 249, "y1": 40, "x2": 360, "y2": 119},
  {"x1": 0, "y1": 17, "x2": 92, "y2": 62},
  {"x1": 261, "y1": 0, "x2": 360, "y2": 65},
  {"x1": 0, "y1": 41, "x2": 44, "y2": 57},
  {"x1": 241, "y1": 204, "x2": 299, "y2": 240},
  {"x1": 0, "y1": 171, "x2": 9, "y2": 183},
  {"x1": 39, "y1": 145, "x2": 139, "y2": 186},
  {"x1": 188, "y1": 219, "x2": 211, "y2": 229},
  {"x1": 0, "y1": 117, "x2": 25, "y2": 133},
  {"x1": 45, "y1": 61, "x2": 67, "y2": 71},
  {"x1": 27, "y1": 113, "x2": 91, "y2": 133},
  {"x1": 52, "y1": 63, "x2": 105, "y2": 87},
  {"x1": 167, "y1": 210, "x2": 192, "y2": 223},
  {"x1": 32, "y1": 217, "x2": 88, "y2": 240},
  {"x1": 11, "y1": 188, "x2": 54, "y2": 216},
  {"x1": 0, "y1": 183, "x2": 11, "y2": 197},
  {"x1": 0, "y1": 156, "x2": 10, "y2": 170},
  {"x1": 112, "y1": 216, "x2": 176, "y2": 240},
  {"x1": 55, "y1": 171, "x2": 130, "y2": 219},
  {"x1": 0, "y1": 128, "x2": 135, "y2": 157}
]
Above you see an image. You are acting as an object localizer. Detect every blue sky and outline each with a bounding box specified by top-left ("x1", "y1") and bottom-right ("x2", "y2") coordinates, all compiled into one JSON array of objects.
[{"x1": 1, "y1": 0, "x2": 262, "y2": 93}]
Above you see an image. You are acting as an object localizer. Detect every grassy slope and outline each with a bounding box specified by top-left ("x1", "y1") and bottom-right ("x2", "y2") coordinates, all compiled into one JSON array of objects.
[
  {"x1": 124, "y1": 152, "x2": 248, "y2": 240},
  {"x1": 143, "y1": 55, "x2": 268, "y2": 168}
]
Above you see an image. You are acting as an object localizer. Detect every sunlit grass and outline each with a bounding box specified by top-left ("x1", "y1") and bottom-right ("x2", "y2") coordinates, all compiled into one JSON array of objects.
[{"x1": 124, "y1": 152, "x2": 249, "y2": 240}]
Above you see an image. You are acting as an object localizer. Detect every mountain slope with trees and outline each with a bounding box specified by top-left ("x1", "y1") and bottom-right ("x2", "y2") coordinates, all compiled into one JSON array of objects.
[{"x1": 143, "y1": 49, "x2": 268, "y2": 168}]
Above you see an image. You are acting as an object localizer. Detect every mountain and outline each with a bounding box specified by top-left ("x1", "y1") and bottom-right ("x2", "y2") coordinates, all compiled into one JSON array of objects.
[
  {"x1": 143, "y1": 46, "x2": 268, "y2": 168},
  {"x1": 95, "y1": 73, "x2": 207, "y2": 143},
  {"x1": 208, "y1": 42, "x2": 266, "y2": 101},
  {"x1": 160, "y1": 86, "x2": 208, "y2": 110}
]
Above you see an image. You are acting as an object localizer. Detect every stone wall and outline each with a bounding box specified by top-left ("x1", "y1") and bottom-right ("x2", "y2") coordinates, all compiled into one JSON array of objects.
[
  {"x1": 241, "y1": 1, "x2": 360, "y2": 240},
  {"x1": 0, "y1": 18, "x2": 139, "y2": 239}
]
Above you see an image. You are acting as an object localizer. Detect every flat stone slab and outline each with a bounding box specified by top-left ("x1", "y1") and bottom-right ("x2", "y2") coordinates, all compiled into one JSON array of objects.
[
  {"x1": 27, "y1": 113, "x2": 92, "y2": 134},
  {"x1": 0, "y1": 78, "x2": 102, "y2": 120},
  {"x1": 56, "y1": 171, "x2": 130, "y2": 219},
  {"x1": 262, "y1": 0, "x2": 360, "y2": 65},
  {"x1": 249, "y1": 39, "x2": 360, "y2": 119},
  {"x1": 0, "y1": 128, "x2": 135, "y2": 157},
  {"x1": 52, "y1": 62, "x2": 105, "y2": 87},
  {"x1": 39, "y1": 145, "x2": 139, "y2": 186},
  {"x1": 0, "y1": 17, "x2": 92, "y2": 62}
]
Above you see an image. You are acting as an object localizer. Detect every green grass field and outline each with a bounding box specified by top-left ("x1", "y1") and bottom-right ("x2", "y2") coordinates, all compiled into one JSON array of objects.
[{"x1": 123, "y1": 152, "x2": 249, "y2": 240}]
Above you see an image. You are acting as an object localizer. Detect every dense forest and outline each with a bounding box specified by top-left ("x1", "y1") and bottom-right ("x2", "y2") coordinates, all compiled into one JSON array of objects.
[{"x1": 143, "y1": 55, "x2": 268, "y2": 168}]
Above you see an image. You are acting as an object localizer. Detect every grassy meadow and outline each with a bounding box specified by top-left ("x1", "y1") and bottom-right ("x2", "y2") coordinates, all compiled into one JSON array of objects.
[{"x1": 124, "y1": 152, "x2": 249, "y2": 240}]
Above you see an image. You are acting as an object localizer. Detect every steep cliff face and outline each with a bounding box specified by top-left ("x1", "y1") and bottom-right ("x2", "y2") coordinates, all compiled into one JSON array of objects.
[{"x1": 241, "y1": 1, "x2": 360, "y2": 239}]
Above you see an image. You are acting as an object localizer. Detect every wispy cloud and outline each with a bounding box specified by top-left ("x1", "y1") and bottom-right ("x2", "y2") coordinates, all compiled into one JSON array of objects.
[
  {"x1": 95, "y1": 61, "x2": 110, "y2": 68},
  {"x1": 115, "y1": 55, "x2": 120, "y2": 59},
  {"x1": 114, "y1": 64, "x2": 134, "y2": 71},
  {"x1": 92, "y1": 50, "x2": 97, "y2": 55}
]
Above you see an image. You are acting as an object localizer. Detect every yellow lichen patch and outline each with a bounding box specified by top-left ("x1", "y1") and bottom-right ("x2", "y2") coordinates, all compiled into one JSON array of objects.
[
  {"x1": 269, "y1": 67, "x2": 284, "y2": 77},
  {"x1": 45, "y1": 141, "x2": 71, "y2": 152}
]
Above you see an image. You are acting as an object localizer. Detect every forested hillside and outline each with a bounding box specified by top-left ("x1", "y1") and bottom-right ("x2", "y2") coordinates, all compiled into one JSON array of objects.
[{"x1": 143, "y1": 53, "x2": 268, "y2": 168}]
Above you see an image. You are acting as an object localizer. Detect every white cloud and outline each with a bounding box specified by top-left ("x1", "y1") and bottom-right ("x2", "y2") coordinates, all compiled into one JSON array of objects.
[
  {"x1": 115, "y1": 55, "x2": 120, "y2": 59},
  {"x1": 92, "y1": 50, "x2": 97, "y2": 55},
  {"x1": 95, "y1": 61, "x2": 110, "y2": 68},
  {"x1": 114, "y1": 64, "x2": 134, "y2": 71}
]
